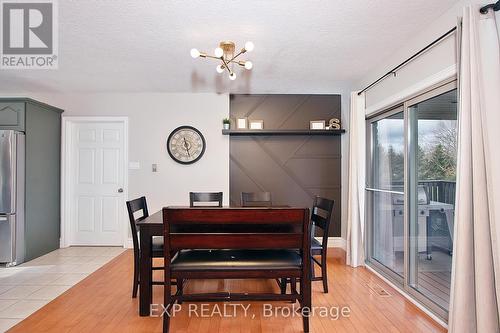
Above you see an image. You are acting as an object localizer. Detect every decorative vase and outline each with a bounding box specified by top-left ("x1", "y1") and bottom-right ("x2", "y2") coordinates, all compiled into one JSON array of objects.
[{"x1": 223, "y1": 123, "x2": 230, "y2": 130}]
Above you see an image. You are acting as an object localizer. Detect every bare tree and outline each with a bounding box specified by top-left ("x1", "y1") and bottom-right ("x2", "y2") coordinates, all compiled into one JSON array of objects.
[{"x1": 435, "y1": 121, "x2": 457, "y2": 165}]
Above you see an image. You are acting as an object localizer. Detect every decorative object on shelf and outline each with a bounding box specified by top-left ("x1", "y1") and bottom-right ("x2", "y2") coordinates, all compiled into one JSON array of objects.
[
  {"x1": 249, "y1": 120, "x2": 264, "y2": 130},
  {"x1": 236, "y1": 118, "x2": 248, "y2": 129},
  {"x1": 190, "y1": 41, "x2": 254, "y2": 81},
  {"x1": 310, "y1": 120, "x2": 326, "y2": 130},
  {"x1": 222, "y1": 118, "x2": 230, "y2": 130},
  {"x1": 166, "y1": 126, "x2": 206, "y2": 165},
  {"x1": 328, "y1": 118, "x2": 341, "y2": 130}
]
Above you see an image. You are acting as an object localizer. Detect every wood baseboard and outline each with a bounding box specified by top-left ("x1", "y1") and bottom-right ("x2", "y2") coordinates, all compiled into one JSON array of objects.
[{"x1": 315, "y1": 237, "x2": 346, "y2": 249}]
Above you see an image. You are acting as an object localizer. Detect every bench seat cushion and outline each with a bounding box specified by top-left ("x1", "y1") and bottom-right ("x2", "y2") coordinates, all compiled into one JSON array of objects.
[{"x1": 171, "y1": 249, "x2": 302, "y2": 271}]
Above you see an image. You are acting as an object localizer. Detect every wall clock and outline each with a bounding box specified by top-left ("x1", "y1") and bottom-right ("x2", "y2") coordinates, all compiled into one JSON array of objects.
[{"x1": 166, "y1": 126, "x2": 206, "y2": 164}]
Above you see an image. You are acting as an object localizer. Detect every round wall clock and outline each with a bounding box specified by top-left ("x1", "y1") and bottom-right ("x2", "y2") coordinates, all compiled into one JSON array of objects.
[{"x1": 166, "y1": 126, "x2": 206, "y2": 164}]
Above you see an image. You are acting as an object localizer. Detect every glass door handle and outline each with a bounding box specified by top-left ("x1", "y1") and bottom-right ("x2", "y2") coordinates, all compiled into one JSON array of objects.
[{"x1": 117, "y1": 188, "x2": 124, "y2": 193}]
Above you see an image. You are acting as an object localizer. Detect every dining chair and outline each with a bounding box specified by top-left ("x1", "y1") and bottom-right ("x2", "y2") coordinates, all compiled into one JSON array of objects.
[
  {"x1": 126, "y1": 196, "x2": 164, "y2": 298},
  {"x1": 280, "y1": 196, "x2": 335, "y2": 294},
  {"x1": 310, "y1": 196, "x2": 335, "y2": 293},
  {"x1": 241, "y1": 191, "x2": 272, "y2": 207},
  {"x1": 189, "y1": 192, "x2": 223, "y2": 207}
]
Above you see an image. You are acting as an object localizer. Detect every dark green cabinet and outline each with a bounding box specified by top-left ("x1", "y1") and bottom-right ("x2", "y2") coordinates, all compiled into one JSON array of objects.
[
  {"x1": 0, "y1": 98, "x2": 63, "y2": 263},
  {"x1": 0, "y1": 102, "x2": 25, "y2": 131}
]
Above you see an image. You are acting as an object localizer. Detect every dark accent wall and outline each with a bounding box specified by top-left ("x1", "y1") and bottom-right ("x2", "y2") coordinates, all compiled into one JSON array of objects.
[{"x1": 229, "y1": 94, "x2": 342, "y2": 236}]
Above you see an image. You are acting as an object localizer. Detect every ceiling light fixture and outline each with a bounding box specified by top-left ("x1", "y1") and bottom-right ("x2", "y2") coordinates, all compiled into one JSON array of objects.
[{"x1": 190, "y1": 41, "x2": 254, "y2": 80}]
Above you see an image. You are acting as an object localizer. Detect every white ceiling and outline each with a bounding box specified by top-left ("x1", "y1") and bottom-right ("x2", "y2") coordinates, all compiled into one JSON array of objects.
[{"x1": 0, "y1": 0, "x2": 460, "y2": 94}]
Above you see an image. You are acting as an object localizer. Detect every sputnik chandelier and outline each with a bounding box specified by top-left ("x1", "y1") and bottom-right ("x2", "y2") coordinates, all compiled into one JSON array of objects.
[{"x1": 190, "y1": 41, "x2": 254, "y2": 80}]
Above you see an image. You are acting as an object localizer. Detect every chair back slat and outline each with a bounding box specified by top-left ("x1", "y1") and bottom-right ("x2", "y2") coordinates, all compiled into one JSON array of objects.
[
  {"x1": 310, "y1": 196, "x2": 334, "y2": 247},
  {"x1": 241, "y1": 192, "x2": 272, "y2": 207},
  {"x1": 166, "y1": 207, "x2": 303, "y2": 224},
  {"x1": 163, "y1": 208, "x2": 308, "y2": 252},
  {"x1": 171, "y1": 233, "x2": 303, "y2": 250},
  {"x1": 126, "y1": 196, "x2": 149, "y2": 250},
  {"x1": 190, "y1": 192, "x2": 223, "y2": 207}
]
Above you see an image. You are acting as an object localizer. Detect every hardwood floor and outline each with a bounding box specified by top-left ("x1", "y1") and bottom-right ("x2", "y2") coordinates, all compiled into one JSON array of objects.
[{"x1": 9, "y1": 249, "x2": 446, "y2": 333}]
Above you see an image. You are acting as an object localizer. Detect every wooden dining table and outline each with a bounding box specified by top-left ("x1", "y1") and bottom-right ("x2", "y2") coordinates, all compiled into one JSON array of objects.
[{"x1": 135, "y1": 205, "x2": 295, "y2": 316}]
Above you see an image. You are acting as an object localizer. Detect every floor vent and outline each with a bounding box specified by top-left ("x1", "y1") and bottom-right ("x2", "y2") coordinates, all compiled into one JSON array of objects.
[{"x1": 368, "y1": 283, "x2": 391, "y2": 297}]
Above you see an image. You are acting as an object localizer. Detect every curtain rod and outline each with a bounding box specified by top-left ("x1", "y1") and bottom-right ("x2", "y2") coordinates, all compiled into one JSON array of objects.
[
  {"x1": 357, "y1": 27, "x2": 456, "y2": 96},
  {"x1": 480, "y1": 0, "x2": 500, "y2": 13}
]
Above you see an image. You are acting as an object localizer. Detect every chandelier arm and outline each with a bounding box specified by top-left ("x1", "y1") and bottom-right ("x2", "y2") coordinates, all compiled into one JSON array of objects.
[
  {"x1": 199, "y1": 54, "x2": 241, "y2": 69},
  {"x1": 219, "y1": 49, "x2": 245, "y2": 70},
  {"x1": 220, "y1": 60, "x2": 246, "y2": 70},
  {"x1": 220, "y1": 57, "x2": 233, "y2": 74},
  {"x1": 203, "y1": 54, "x2": 221, "y2": 60},
  {"x1": 224, "y1": 49, "x2": 245, "y2": 65}
]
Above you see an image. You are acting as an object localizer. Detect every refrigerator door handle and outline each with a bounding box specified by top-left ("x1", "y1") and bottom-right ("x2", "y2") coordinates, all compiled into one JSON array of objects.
[{"x1": 0, "y1": 130, "x2": 16, "y2": 214}]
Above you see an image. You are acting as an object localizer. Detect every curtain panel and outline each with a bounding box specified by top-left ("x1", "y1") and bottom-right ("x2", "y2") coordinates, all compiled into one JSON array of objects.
[
  {"x1": 449, "y1": 5, "x2": 500, "y2": 333},
  {"x1": 346, "y1": 92, "x2": 366, "y2": 267}
]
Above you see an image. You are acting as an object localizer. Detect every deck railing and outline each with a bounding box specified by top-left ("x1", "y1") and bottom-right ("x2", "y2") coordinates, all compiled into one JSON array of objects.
[
  {"x1": 419, "y1": 180, "x2": 456, "y2": 205},
  {"x1": 389, "y1": 180, "x2": 456, "y2": 205}
]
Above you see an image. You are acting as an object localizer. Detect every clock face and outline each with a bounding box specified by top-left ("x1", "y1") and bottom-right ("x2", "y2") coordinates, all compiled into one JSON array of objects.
[{"x1": 167, "y1": 126, "x2": 206, "y2": 164}]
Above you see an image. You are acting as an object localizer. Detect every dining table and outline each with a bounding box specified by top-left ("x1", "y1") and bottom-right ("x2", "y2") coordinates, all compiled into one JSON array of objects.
[{"x1": 135, "y1": 205, "x2": 294, "y2": 316}]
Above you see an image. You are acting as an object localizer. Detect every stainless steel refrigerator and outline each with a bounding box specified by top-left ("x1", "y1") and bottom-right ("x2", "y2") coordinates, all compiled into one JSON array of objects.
[{"x1": 0, "y1": 130, "x2": 25, "y2": 266}]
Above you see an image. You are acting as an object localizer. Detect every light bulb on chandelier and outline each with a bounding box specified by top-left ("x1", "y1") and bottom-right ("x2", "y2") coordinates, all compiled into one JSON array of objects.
[
  {"x1": 244, "y1": 41, "x2": 254, "y2": 52},
  {"x1": 229, "y1": 72, "x2": 237, "y2": 80},
  {"x1": 214, "y1": 47, "x2": 224, "y2": 58},
  {"x1": 190, "y1": 48, "x2": 200, "y2": 58},
  {"x1": 216, "y1": 65, "x2": 224, "y2": 73}
]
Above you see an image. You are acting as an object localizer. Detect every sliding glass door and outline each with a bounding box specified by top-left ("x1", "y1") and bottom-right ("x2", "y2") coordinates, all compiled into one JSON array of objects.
[
  {"x1": 367, "y1": 109, "x2": 405, "y2": 279},
  {"x1": 407, "y1": 85, "x2": 457, "y2": 314},
  {"x1": 366, "y1": 81, "x2": 457, "y2": 320}
]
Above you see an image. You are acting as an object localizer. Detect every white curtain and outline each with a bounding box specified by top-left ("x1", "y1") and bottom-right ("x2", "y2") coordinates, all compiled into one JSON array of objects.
[
  {"x1": 346, "y1": 92, "x2": 366, "y2": 267},
  {"x1": 449, "y1": 5, "x2": 500, "y2": 333}
]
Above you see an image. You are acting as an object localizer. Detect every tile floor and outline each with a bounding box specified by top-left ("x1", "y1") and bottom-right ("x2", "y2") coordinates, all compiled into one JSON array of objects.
[{"x1": 0, "y1": 247, "x2": 126, "y2": 332}]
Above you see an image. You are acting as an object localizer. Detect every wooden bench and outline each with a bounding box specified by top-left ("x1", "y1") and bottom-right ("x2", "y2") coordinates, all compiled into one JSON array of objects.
[{"x1": 162, "y1": 207, "x2": 311, "y2": 333}]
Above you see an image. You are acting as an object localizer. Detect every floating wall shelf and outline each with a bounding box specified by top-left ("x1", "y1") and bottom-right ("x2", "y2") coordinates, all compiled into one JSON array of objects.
[{"x1": 222, "y1": 129, "x2": 346, "y2": 136}]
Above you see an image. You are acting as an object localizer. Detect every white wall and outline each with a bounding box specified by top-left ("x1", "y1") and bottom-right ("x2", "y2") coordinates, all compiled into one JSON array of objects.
[{"x1": 5, "y1": 93, "x2": 230, "y2": 215}]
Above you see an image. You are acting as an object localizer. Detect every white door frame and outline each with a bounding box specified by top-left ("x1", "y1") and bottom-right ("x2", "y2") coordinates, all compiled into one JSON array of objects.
[{"x1": 61, "y1": 116, "x2": 129, "y2": 248}]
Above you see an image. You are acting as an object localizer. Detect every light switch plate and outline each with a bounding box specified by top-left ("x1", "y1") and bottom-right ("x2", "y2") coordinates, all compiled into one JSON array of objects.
[
  {"x1": 152, "y1": 164, "x2": 158, "y2": 172},
  {"x1": 129, "y1": 161, "x2": 140, "y2": 170}
]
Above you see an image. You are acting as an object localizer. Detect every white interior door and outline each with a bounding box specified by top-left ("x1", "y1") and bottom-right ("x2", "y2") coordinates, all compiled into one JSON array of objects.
[{"x1": 69, "y1": 121, "x2": 126, "y2": 246}]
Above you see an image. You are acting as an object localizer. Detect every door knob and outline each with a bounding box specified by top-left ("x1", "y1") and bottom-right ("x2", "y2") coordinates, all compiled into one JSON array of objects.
[{"x1": 118, "y1": 188, "x2": 124, "y2": 193}]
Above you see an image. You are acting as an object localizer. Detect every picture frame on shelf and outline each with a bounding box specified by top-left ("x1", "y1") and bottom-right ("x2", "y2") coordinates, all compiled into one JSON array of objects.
[
  {"x1": 237, "y1": 118, "x2": 248, "y2": 129},
  {"x1": 249, "y1": 120, "x2": 264, "y2": 130},
  {"x1": 310, "y1": 120, "x2": 326, "y2": 130}
]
